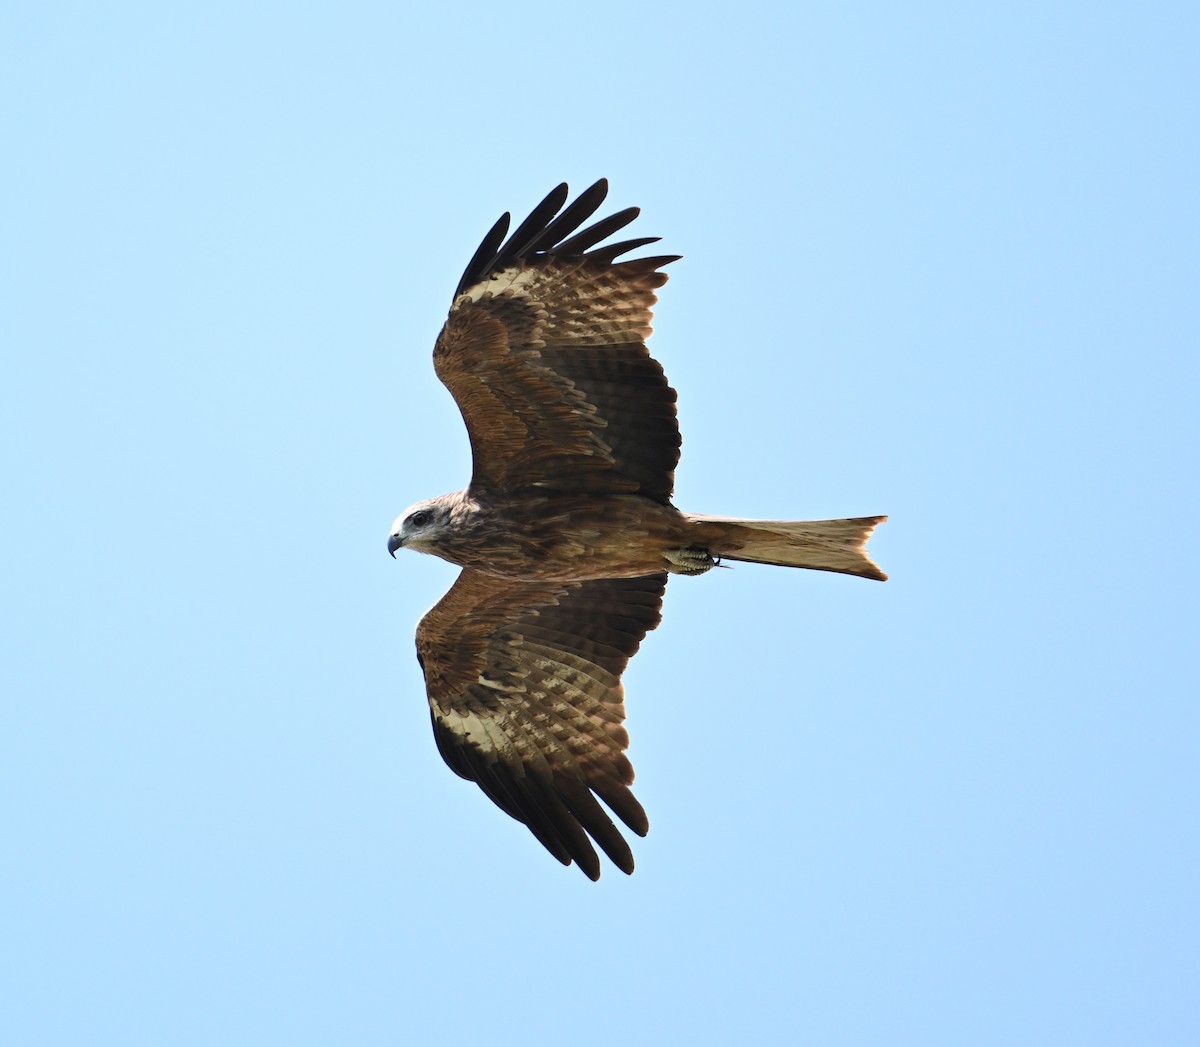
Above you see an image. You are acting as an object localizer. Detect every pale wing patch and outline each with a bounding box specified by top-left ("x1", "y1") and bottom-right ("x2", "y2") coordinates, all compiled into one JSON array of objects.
[{"x1": 456, "y1": 266, "x2": 542, "y2": 305}]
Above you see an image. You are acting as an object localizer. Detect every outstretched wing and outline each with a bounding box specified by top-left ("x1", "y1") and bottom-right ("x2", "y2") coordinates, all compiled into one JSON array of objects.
[
  {"x1": 416, "y1": 569, "x2": 667, "y2": 879},
  {"x1": 434, "y1": 179, "x2": 682, "y2": 505}
]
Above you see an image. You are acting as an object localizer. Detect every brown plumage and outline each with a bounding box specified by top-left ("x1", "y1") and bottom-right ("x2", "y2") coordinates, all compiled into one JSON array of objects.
[{"x1": 388, "y1": 180, "x2": 887, "y2": 879}]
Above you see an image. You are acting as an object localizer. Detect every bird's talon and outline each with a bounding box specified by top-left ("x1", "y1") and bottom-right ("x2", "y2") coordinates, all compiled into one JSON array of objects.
[{"x1": 664, "y1": 547, "x2": 718, "y2": 575}]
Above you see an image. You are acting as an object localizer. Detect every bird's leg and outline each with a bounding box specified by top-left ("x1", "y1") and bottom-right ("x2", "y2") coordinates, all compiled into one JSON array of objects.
[{"x1": 664, "y1": 547, "x2": 719, "y2": 575}]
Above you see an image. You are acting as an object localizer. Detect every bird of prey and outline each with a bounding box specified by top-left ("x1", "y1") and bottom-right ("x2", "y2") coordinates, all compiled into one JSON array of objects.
[{"x1": 388, "y1": 180, "x2": 886, "y2": 879}]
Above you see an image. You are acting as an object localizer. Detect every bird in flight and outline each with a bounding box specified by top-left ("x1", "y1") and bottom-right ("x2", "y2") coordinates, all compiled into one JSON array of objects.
[{"x1": 389, "y1": 180, "x2": 886, "y2": 879}]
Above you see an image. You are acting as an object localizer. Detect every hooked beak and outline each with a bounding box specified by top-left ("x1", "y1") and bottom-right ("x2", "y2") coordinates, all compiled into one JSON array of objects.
[{"x1": 387, "y1": 533, "x2": 403, "y2": 558}]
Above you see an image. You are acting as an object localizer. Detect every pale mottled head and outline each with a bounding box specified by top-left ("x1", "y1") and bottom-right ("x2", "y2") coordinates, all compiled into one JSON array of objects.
[{"x1": 387, "y1": 494, "x2": 458, "y2": 557}]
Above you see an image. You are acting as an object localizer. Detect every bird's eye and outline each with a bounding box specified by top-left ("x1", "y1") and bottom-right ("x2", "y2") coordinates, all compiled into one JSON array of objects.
[{"x1": 409, "y1": 509, "x2": 433, "y2": 528}]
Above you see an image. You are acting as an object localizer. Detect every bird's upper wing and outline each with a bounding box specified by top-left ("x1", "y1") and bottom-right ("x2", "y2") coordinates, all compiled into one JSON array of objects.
[
  {"x1": 433, "y1": 180, "x2": 682, "y2": 505},
  {"x1": 416, "y1": 568, "x2": 667, "y2": 879}
]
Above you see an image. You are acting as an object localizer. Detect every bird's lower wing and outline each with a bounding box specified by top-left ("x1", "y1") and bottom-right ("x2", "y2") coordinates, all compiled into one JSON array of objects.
[{"x1": 416, "y1": 569, "x2": 667, "y2": 880}]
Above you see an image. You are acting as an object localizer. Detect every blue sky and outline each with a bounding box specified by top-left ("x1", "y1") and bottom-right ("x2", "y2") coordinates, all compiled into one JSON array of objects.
[{"x1": 3, "y1": 2, "x2": 1197, "y2": 1044}]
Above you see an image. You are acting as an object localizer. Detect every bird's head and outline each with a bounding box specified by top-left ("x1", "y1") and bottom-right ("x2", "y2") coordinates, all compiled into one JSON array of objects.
[{"x1": 388, "y1": 496, "x2": 455, "y2": 557}]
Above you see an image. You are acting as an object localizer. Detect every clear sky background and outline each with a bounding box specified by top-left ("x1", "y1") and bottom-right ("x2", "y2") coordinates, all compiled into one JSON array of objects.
[{"x1": 3, "y1": 3, "x2": 1197, "y2": 1045}]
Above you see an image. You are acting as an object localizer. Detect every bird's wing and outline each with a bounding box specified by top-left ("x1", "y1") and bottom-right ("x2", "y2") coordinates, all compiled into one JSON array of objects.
[
  {"x1": 416, "y1": 568, "x2": 667, "y2": 879},
  {"x1": 433, "y1": 180, "x2": 682, "y2": 505}
]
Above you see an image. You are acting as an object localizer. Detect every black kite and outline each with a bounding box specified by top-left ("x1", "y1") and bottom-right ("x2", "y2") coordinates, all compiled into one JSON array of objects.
[{"x1": 388, "y1": 181, "x2": 886, "y2": 879}]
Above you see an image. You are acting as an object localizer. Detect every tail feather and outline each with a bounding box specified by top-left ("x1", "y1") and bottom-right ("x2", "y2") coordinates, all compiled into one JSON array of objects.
[{"x1": 687, "y1": 514, "x2": 888, "y2": 581}]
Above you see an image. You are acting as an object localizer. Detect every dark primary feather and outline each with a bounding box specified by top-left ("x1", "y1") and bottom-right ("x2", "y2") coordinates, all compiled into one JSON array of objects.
[
  {"x1": 455, "y1": 212, "x2": 511, "y2": 301},
  {"x1": 521, "y1": 180, "x2": 610, "y2": 256},
  {"x1": 418, "y1": 571, "x2": 666, "y2": 879},
  {"x1": 553, "y1": 206, "x2": 641, "y2": 255},
  {"x1": 585, "y1": 236, "x2": 662, "y2": 266},
  {"x1": 489, "y1": 183, "x2": 570, "y2": 267},
  {"x1": 451, "y1": 179, "x2": 678, "y2": 299}
]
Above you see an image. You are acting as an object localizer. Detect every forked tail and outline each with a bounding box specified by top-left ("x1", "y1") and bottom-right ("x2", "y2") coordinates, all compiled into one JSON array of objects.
[{"x1": 687, "y1": 514, "x2": 888, "y2": 581}]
